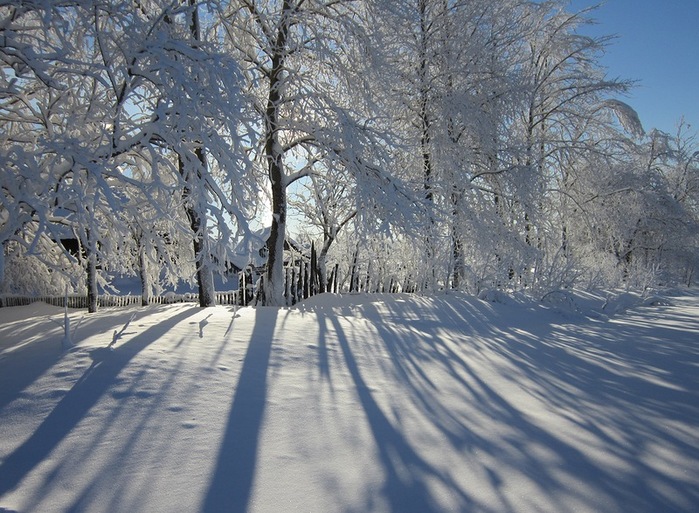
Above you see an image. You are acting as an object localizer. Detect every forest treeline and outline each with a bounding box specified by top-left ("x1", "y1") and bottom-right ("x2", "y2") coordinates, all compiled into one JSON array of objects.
[{"x1": 2, "y1": 0, "x2": 698, "y2": 309}]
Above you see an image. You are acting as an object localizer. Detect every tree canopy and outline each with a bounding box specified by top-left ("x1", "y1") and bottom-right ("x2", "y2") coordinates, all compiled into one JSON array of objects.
[{"x1": 2, "y1": 0, "x2": 697, "y2": 307}]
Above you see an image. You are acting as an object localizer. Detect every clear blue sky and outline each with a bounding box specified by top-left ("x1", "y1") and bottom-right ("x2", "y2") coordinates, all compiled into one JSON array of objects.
[{"x1": 569, "y1": 0, "x2": 699, "y2": 135}]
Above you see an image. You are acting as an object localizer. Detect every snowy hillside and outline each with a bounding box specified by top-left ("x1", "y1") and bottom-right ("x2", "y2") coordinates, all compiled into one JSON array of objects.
[{"x1": 0, "y1": 292, "x2": 697, "y2": 513}]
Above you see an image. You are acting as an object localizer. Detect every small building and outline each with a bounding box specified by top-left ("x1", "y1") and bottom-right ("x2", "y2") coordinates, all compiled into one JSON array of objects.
[{"x1": 230, "y1": 227, "x2": 310, "y2": 304}]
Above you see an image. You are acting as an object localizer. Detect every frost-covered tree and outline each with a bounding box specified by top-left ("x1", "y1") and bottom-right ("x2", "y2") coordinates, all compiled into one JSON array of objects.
[
  {"x1": 459, "y1": 3, "x2": 630, "y2": 294},
  {"x1": 578, "y1": 122, "x2": 699, "y2": 288},
  {"x1": 220, "y1": 0, "x2": 414, "y2": 305},
  {"x1": 373, "y1": 0, "x2": 535, "y2": 290},
  {"x1": 3, "y1": 0, "x2": 697, "y2": 305},
  {"x1": 1, "y1": 0, "x2": 252, "y2": 309},
  {"x1": 289, "y1": 161, "x2": 358, "y2": 292},
  {"x1": 116, "y1": 158, "x2": 196, "y2": 306}
]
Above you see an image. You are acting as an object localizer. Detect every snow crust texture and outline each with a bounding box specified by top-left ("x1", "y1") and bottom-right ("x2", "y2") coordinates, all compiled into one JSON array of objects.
[{"x1": 0, "y1": 292, "x2": 697, "y2": 513}]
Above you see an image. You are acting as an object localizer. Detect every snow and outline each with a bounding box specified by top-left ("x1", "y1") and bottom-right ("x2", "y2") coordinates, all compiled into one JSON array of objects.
[
  {"x1": 603, "y1": 99, "x2": 645, "y2": 138},
  {"x1": 0, "y1": 291, "x2": 697, "y2": 513}
]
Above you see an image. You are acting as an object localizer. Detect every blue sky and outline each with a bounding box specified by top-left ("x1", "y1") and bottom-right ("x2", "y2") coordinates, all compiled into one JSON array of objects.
[{"x1": 569, "y1": 0, "x2": 699, "y2": 135}]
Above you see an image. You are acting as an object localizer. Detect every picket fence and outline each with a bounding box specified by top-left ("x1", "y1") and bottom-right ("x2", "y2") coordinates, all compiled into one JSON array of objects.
[{"x1": 0, "y1": 291, "x2": 239, "y2": 309}]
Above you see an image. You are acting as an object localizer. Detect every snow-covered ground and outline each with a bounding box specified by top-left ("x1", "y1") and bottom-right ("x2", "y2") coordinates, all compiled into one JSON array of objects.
[{"x1": 0, "y1": 291, "x2": 697, "y2": 513}]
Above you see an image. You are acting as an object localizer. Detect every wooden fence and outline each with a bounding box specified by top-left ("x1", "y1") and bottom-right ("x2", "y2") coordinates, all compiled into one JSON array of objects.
[{"x1": 0, "y1": 291, "x2": 239, "y2": 309}]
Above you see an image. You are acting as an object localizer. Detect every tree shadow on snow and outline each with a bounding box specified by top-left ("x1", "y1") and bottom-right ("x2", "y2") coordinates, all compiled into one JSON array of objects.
[
  {"x1": 201, "y1": 307, "x2": 278, "y2": 513},
  {"x1": 318, "y1": 309, "x2": 475, "y2": 513},
  {"x1": 0, "y1": 307, "x2": 201, "y2": 497},
  {"x1": 0, "y1": 306, "x2": 171, "y2": 414},
  {"x1": 354, "y1": 294, "x2": 699, "y2": 513},
  {"x1": 0, "y1": 317, "x2": 71, "y2": 413}
]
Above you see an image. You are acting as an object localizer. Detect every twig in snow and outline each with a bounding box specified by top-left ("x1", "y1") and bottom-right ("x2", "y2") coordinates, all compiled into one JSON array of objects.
[
  {"x1": 109, "y1": 312, "x2": 137, "y2": 349},
  {"x1": 49, "y1": 303, "x2": 84, "y2": 350},
  {"x1": 224, "y1": 302, "x2": 240, "y2": 337}
]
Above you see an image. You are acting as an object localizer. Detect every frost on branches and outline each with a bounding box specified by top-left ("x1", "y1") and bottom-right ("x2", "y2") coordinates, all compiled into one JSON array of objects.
[{"x1": 2, "y1": 0, "x2": 698, "y2": 304}]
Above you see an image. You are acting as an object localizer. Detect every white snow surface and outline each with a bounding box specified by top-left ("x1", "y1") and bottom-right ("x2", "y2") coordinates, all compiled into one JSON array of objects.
[{"x1": 0, "y1": 291, "x2": 697, "y2": 513}]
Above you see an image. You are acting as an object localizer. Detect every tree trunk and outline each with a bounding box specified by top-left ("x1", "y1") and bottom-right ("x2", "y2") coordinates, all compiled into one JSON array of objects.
[
  {"x1": 310, "y1": 241, "x2": 317, "y2": 296},
  {"x1": 451, "y1": 225, "x2": 464, "y2": 290},
  {"x1": 262, "y1": 3, "x2": 292, "y2": 306},
  {"x1": 317, "y1": 234, "x2": 335, "y2": 294},
  {"x1": 165, "y1": 0, "x2": 215, "y2": 308},
  {"x1": 86, "y1": 248, "x2": 98, "y2": 314},
  {"x1": 265, "y1": 178, "x2": 286, "y2": 306},
  {"x1": 138, "y1": 242, "x2": 150, "y2": 307},
  {"x1": 450, "y1": 190, "x2": 465, "y2": 289},
  {"x1": 197, "y1": 252, "x2": 216, "y2": 307},
  {"x1": 0, "y1": 242, "x2": 5, "y2": 307},
  {"x1": 181, "y1": 150, "x2": 216, "y2": 308},
  {"x1": 349, "y1": 247, "x2": 359, "y2": 293},
  {"x1": 418, "y1": 0, "x2": 437, "y2": 292},
  {"x1": 190, "y1": 4, "x2": 215, "y2": 307},
  {"x1": 190, "y1": 210, "x2": 215, "y2": 307}
]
